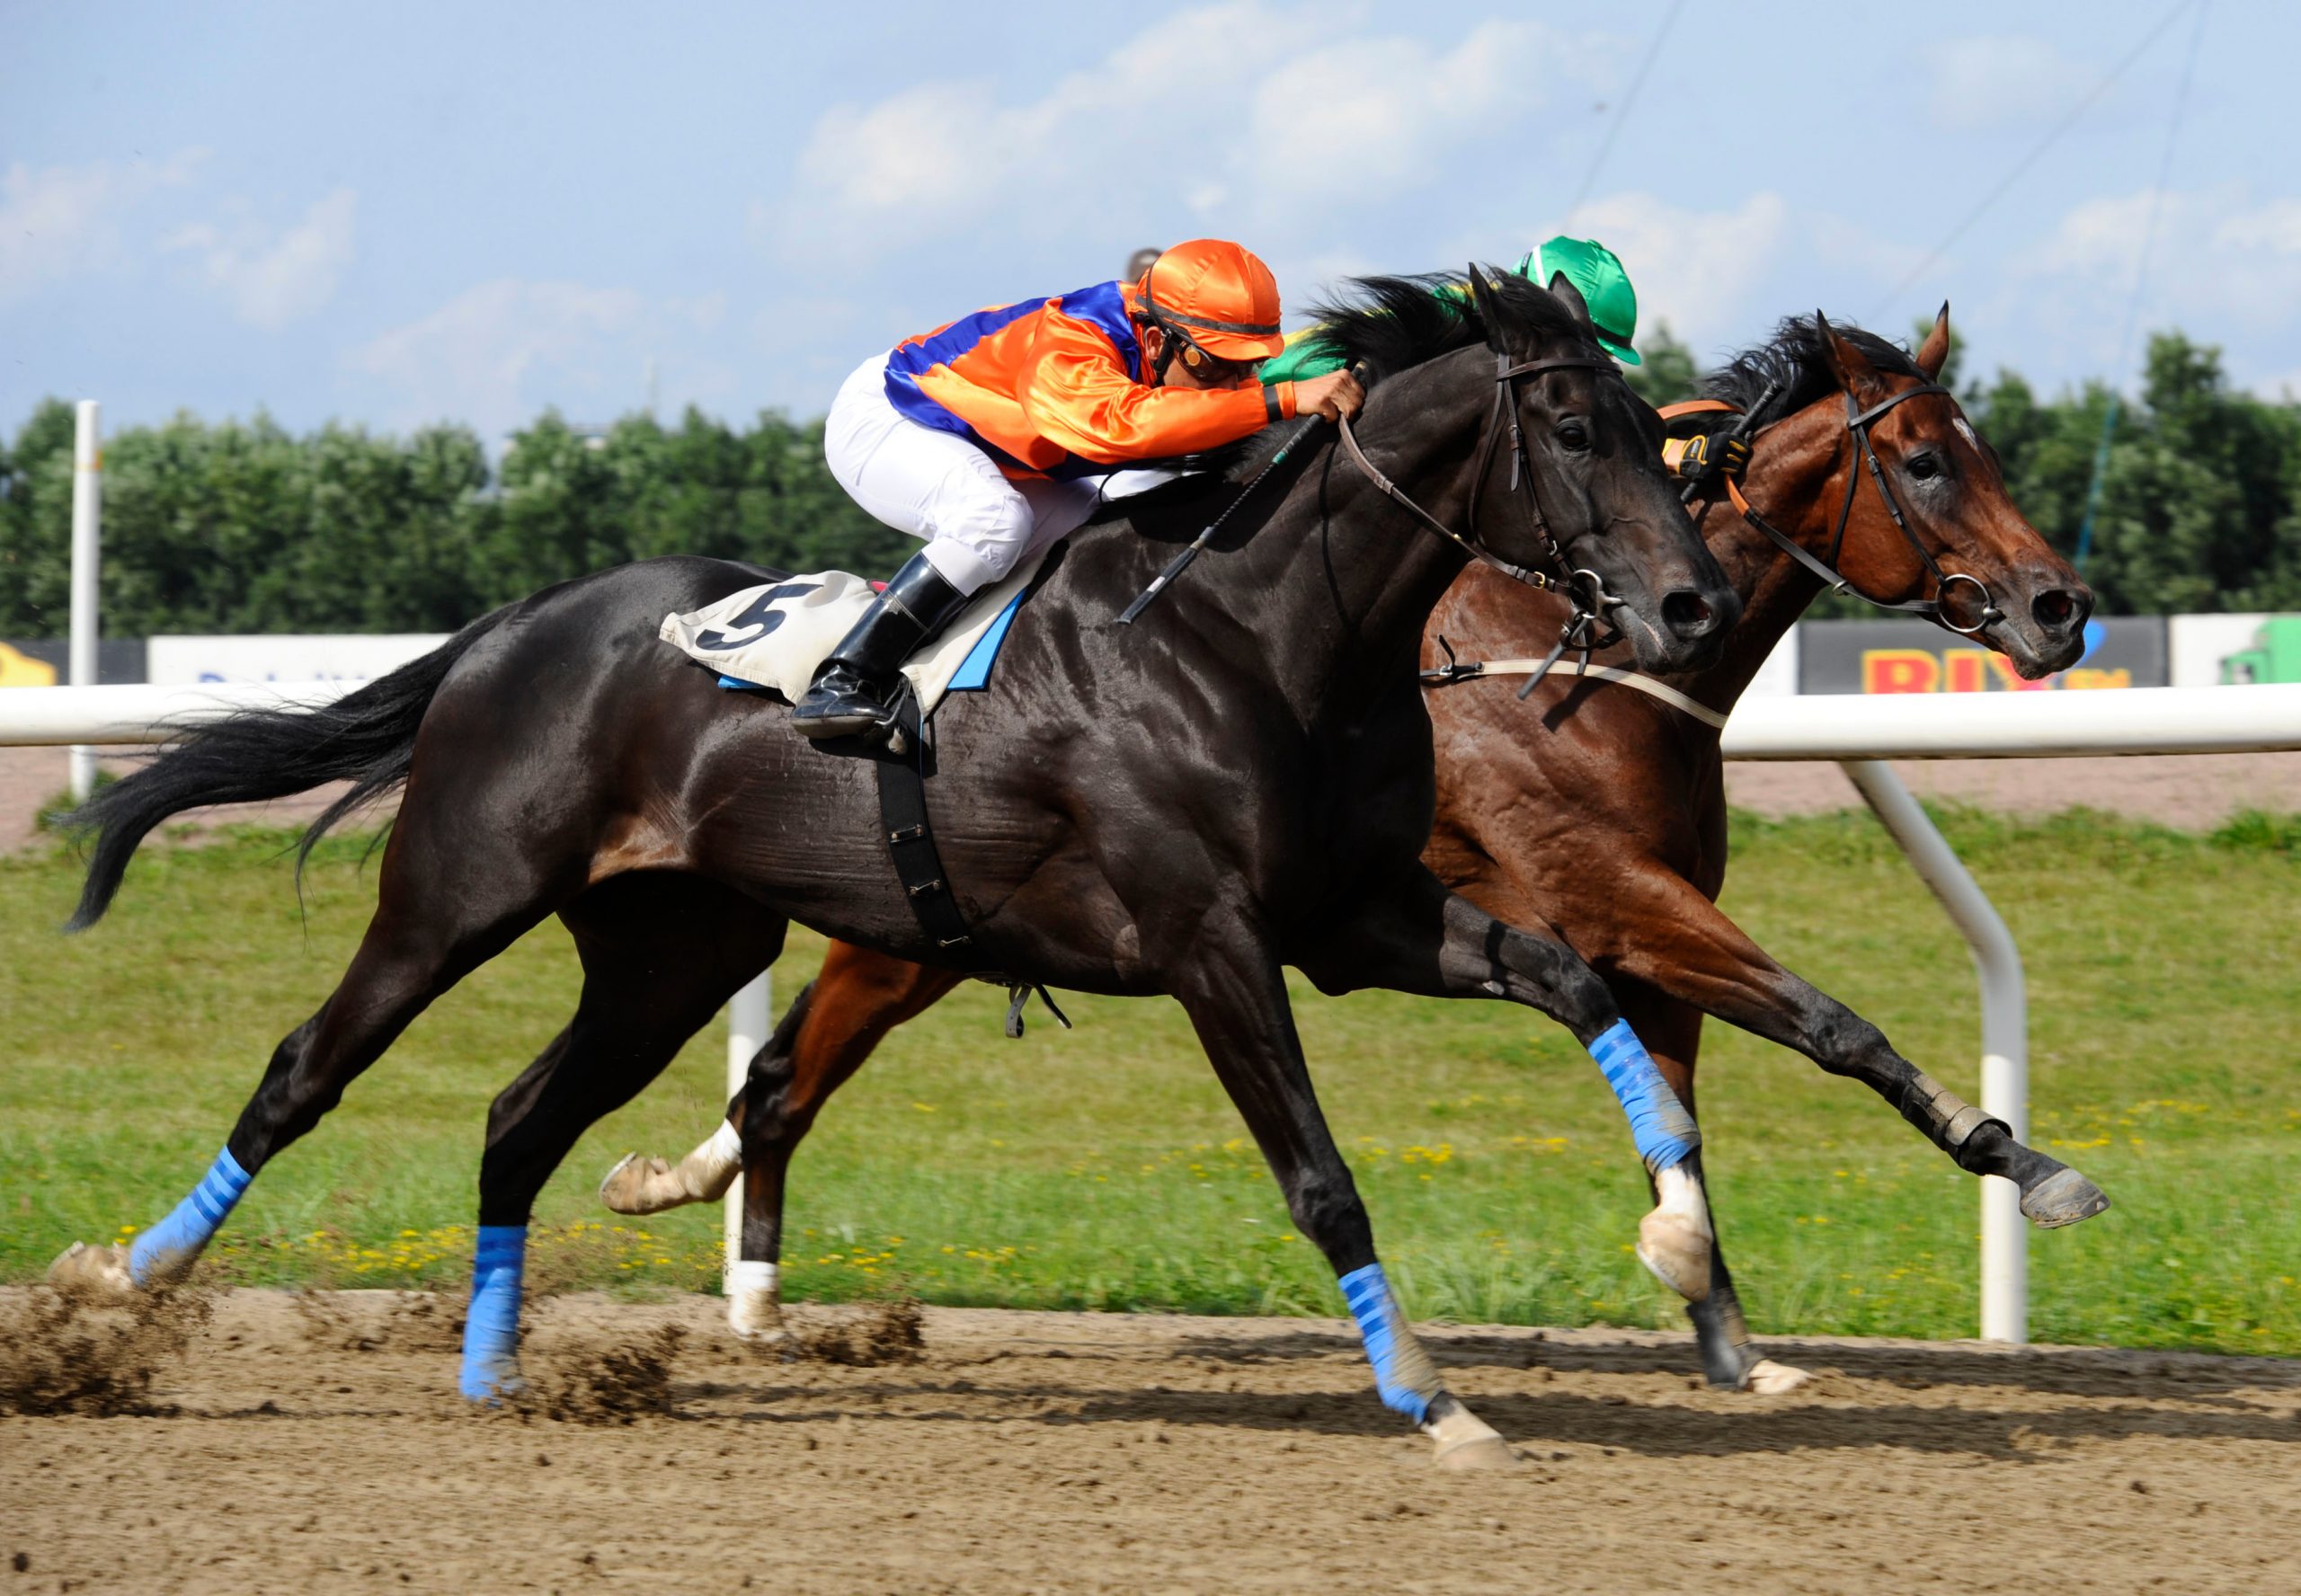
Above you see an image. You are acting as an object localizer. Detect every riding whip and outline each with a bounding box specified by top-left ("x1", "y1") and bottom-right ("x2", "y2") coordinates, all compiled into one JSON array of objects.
[{"x1": 1117, "y1": 364, "x2": 1372, "y2": 625}]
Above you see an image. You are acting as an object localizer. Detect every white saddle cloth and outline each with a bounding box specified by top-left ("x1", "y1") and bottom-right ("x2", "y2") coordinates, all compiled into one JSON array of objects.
[{"x1": 658, "y1": 548, "x2": 1046, "y2": 719}]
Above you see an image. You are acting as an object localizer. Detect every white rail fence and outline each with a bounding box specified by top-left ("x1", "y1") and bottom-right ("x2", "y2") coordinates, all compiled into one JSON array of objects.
[{"x1": 7, "y1": 679, "x2": 2301, "y2": 1343}]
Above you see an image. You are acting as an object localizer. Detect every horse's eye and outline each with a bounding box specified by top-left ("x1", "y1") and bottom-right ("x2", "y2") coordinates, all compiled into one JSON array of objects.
[
  {"x1": 1906, "y1": 452, "x2": 1942, "y2": 481},
  {"x1": 1557, "y1": 421, "x2": 1591, "y2": 454}
]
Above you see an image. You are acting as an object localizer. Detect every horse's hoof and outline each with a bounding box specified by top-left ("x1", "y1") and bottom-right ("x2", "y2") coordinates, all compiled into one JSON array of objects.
[
  {"x1": 2022, "y1": 1167, "x2": 2110, "y2": 1229},
  {"x1": 1426, "y1": 1399, "x2": 1520, "y2": 1473},
  {"x1": 1636, "y1": 1210, "x2": 1713, "y2": 1304},
  {"x1": 598, "y1": 1153, "x2": 686, "y2": 1216},
  {"x1": 48, "y1": 1241, "x2": 138, "y2": 1299},
  {"x1": 1742, "y1": 1358, "x2": 1812, "y2": 1396},
  {"x1": 729, "y1": 1292, "x2": 787, "y2": 1344}
]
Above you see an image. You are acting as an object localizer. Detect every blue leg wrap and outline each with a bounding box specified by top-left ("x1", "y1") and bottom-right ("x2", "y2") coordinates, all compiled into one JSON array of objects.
[
  {"x1": 1590, "y1": 1019, "x2": 1701, "y2": 1174},
  {"x1": 128, "y1": 1147, "x2": 252, "y2": 1286},
  {"x1": 458, "y1": 1225, "x2": 528, "y2": 1401},
  {"x1": 1338, "y1": 1262, "x2": 1435, "y2": 1423}
]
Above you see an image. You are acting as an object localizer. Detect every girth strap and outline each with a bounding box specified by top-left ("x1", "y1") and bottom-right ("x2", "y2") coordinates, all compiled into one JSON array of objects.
[{"x1": 871, "y1": 691, "x2": 1076, "y2": 1041}]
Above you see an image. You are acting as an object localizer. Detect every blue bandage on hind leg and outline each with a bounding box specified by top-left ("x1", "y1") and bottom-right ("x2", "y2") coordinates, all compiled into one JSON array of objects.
[
  {"x1": 458, "y1": 1225, "x2": 529, "y2": 1401},
  {"x1": 1338, "y1": 1263, "x2": 1435, "y2": 1423},
  {"x1": 1590, "y1": 1019, "x2": 1701, "y2": 1174},
  {"x1": 128, "y1": 1147, "x2": 252, "y2": 1286}
]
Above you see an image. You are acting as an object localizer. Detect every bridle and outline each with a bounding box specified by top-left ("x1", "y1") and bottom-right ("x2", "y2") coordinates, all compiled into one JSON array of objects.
[
  {"x1": 1337, "y1": 347, "x2": 1625, "y2": 663},
  {"x1": 1663, "y1": 379, "x2": 2003, "y2": 636}
]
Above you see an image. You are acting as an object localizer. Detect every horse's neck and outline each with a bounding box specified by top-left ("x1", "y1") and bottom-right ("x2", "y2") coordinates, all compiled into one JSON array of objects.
[
  {"x1": 1213, "y1": 362, "x2": 1487, "y2": 721},
  {"x1": 1679, "y1": 403, "x2": 1847, "y2": 707}
]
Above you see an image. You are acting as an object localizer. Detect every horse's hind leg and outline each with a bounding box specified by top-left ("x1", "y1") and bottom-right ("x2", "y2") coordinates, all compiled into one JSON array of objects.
[
  {"x1": 724, "y1": 944, "x2": 963, "y2": 1339},
  {"x1": 51, "y1": 822, "x2": 566, "y2": 1297},
  {"x1": 1609, "y1": 982, "x2": 1811, "y2": 1395},
  {"x1": 458, "y1": 873, "x2": 785, "y2": 1398}
]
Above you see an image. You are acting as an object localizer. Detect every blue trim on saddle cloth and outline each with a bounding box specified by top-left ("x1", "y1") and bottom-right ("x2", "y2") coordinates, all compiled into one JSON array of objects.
[
  {"x1": 1589, "y1": 1019, "x2": 1701, "y2": 1174},
  {"x1": 129, "y1": 1146, "x2": 252, "y2": 1286},
  {"x1": 1337, "y1": 1262, "x2": 1433, "y2": 1423},
  {"x1": 946, "y1": 588, "x2": 1027, "y2": 691},
  {"x1": 459, "y1": 1225, "x2": 529, "y2": 1401},
  {"x1": 717, "y1": 673, "x2": 768, "y2": 692}
]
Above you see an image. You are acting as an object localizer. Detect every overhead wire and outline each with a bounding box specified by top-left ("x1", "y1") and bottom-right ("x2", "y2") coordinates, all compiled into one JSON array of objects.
[
  {"x1": 2074, "y1": 0, "x2": 2211, "y2": 572},
  {"x1": 1869, "y1": 0, "x2": 2202, "y2": 321},
  {"x1": 1566, "y1": 0, "x2": 1684, "y2": 220}
]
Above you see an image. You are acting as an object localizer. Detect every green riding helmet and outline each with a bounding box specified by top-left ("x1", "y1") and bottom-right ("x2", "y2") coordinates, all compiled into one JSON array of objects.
[
  {"x1": 1516, "y1": 235, "x2": 1639, "y2": 365},
  {"x1": 1260, "y1": 235, "x2": 1642, "y2": 386}
]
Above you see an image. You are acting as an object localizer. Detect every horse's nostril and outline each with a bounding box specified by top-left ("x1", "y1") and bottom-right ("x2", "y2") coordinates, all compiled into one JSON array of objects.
[
  {"x1": 2032, "y1": 588, "x2": 2081, "y2": 631},
  {"x1": 1661, "y1": 590, "x2": 1714, "y2": 636}
]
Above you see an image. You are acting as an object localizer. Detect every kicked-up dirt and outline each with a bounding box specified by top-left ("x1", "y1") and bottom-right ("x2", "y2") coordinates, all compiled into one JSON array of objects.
[{"x1": 2, "y1": 1288, "x2": 2297, "y2": 1594}]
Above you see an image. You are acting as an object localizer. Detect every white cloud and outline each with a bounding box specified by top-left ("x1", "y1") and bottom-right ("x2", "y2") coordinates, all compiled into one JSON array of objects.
[
  {"x1": 0, "y1": 149, "x2": 206, "y2": 303},
  {"x1": 1561, "y1": 191, "x2": 1790, "y2": 352},
  {"x1": 348, "y1": 279, "x2": 734, "y2": 439},
  {"x1": 777, "y1": 4, "x2": 1593, "y2": 264},
  {"x1": 164, "y1": 188, "x2": 357, "y2": 329},
  {"x1": 1923, "y1": 35, "x2": 2098, "y2": 131}
]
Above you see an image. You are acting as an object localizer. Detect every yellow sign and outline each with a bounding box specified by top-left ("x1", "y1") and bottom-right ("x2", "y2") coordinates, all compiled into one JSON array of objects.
[{"x1": 0, "y1": 642, "x2": 58, "y2": 688}]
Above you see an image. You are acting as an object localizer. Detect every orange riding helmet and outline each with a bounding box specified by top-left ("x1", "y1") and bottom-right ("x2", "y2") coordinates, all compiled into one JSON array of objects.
[{"x1": 1134, "y1": 239, "x2": 1287, "y2": 368}]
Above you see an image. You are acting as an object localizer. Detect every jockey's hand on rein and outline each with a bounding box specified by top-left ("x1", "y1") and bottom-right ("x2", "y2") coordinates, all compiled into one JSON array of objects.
[
  {"x1": 1293, "y1": 369, "x2": 1366, "y2": 423},
  {"x1": 1665, "y1": 428, "x2": 1750, "y2": 488}
]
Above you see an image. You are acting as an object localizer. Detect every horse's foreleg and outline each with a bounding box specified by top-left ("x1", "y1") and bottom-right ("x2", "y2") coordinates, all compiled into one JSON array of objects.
[
  {"x1": 1169, "y1": 918, "x2": 1515, "y2": 1472},
  {"x1": 1296, "y1": 870, "x2": 1714, "y2": 1305},
  {"x1": 724, "y1": 945, "x2": 964, "y2": 1342},
  {"x1": 1600, "y1": 869, "x2": 2108, "y2": 1228},
  {"x1": 1607, "y1": 983, "x2": 1811, "y2": 1394}
]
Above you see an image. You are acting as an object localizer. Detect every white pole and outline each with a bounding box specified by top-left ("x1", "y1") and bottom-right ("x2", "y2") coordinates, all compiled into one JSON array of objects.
[
  {"x1": 1841, "y1": 760, "x2": 2028, "y2": 1343},
  {"x1": 68, "y1": 401, "x2": 102, "y2": 802},
  {"x1": 723, "y1": 971, "x2": 772, "y2": 1290}
]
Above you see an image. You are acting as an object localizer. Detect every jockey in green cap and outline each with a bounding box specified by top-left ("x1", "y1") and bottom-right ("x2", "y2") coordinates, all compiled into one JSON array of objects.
[{"x1": 1258, "y1": 235, "x2": 1746, "y2": 489}]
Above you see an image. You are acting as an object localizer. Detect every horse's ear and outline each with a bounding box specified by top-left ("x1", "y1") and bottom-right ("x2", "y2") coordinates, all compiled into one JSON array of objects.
[
  {"x1": 1915, "y1": 301, "x2": 1951, "y2": 379},
  {"x1": 1466, "y1": 265, "x2": 1510, "y2": 353},
  {"x1": 1816, "y1": 310, "x2": 1888, "y2": 403},
  {"x1": 1548, "y1": 270, "x2": 1595, "y2": 335}
]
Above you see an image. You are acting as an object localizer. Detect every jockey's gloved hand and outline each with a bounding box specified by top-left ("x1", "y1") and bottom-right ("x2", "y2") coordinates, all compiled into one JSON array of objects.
[{"x1": 1665, "y1": 429, "x2": 1751, "y2": 489}]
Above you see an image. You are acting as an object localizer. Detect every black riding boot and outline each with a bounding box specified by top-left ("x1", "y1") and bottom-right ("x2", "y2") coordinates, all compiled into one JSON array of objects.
[{"x1": 790, "y1": 552, "x2": 971, "y2": 740}]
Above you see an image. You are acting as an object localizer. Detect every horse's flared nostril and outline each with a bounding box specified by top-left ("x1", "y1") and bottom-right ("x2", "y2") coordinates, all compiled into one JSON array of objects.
[
  {"x1": 1661, "y1": 590, "x2": 1717, "y2": 639},
  {"x1": 2032, "y1": 587, "x2": 2086, "y2": 634}
]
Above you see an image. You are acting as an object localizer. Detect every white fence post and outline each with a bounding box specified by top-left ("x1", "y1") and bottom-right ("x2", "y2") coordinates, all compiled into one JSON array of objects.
[
  {"x1": 1841, "y1": 760, "x2": 2028, "y2": 1343},
  {"x1": 68, "y1": 401, "x2": 102, "y2": 802},
  {"x1": 724, "y1": 971, "x2": 772, "y2": 1289}
]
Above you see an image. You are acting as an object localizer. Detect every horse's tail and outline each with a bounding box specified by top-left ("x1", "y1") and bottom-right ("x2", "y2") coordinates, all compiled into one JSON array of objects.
[{"x1": 64, "y1": 606, "x2": 515, "y2": 931}]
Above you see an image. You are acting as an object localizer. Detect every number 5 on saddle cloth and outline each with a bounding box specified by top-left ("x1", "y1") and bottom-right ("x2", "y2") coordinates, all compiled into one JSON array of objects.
[{"x1": 659, "y1": 552, "x2": 1068, "y2": 1037}]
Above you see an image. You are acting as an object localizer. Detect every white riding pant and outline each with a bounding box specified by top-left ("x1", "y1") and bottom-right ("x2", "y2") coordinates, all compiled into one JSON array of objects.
[{"x1": 825, "y1": 353, "x2": 1109, "y2": 597}]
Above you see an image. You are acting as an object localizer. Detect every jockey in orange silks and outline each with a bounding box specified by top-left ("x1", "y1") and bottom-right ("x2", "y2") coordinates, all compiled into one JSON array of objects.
[{"x1": 794, "y1": 238, "x2": 1364, "y2": 740}]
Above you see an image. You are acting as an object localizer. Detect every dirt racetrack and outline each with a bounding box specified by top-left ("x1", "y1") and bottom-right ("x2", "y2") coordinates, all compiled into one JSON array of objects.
[{"x1": 4, "y1": 1290, "x2": 2297, "y2": 1595}]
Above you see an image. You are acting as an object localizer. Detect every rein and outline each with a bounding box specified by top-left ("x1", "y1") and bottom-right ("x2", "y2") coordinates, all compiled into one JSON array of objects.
[
  {"x1": 1659, "y1": 381, "x2": 2003, "y2": 635},
  {"x1": 1337, "y1": 349, "x2": 1624, "y2": 675}
]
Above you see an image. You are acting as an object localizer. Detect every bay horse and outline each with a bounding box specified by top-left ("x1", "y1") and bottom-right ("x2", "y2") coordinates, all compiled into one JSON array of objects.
[
  {"x1": 604, "y1": 306, "x2": 2110, "y2": 1389},
  {"x1": 51, "y1": 270, "x2": 1740, "y2": 1469}
]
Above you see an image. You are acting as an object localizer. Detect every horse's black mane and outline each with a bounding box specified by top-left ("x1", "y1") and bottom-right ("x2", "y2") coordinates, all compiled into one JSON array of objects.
[
  {"x1": 1701, "y1": 317, "x2": 1923, "y2": 429},
  {"x1": 1088, "y1": 268, "x2": 1590, "y2": 518}
]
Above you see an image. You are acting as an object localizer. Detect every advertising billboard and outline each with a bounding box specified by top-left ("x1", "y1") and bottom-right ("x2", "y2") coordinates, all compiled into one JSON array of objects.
[
  {"x1": 1796, "y1": 617, "x2": 2167, "y2": 695},
  {"x1": 146, "y1": 634, "x2": 451, "y2": 687}
]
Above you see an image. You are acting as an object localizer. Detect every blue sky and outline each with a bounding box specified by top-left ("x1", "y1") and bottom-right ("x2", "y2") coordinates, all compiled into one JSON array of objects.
[{"x1": 4, "y1": 0, "x2": 2288, "y2": 446}]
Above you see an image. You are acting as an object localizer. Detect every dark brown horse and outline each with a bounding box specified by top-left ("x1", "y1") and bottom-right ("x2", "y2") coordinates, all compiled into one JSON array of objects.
[
  {"x1": 53, "y1": 270, "x2": 1742, "y2": 1469},
  {"x1": 605, "y1": 307, "x2": 2109, "y2": 1388}
]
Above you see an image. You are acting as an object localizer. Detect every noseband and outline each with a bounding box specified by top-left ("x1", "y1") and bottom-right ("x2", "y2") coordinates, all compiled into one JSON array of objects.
[
  {"x1": 1668, "y1": 382, "x2": 2003, "y2": 635},
  {"x1": 1337, "y1": 350, "x2": 1622, "y2": 652}
]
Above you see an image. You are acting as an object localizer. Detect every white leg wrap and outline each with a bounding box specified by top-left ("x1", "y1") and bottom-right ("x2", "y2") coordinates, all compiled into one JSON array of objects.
[
  {"x1": 685, "y1": 1120, "x2": 743, "y2": 1199},
  {"x1": 727, "y1": 1258, "x2": 785, "y2": 1342},
  {"x1": 1636, "y1": 1163, "x2": 1716, "y2": 1304}
]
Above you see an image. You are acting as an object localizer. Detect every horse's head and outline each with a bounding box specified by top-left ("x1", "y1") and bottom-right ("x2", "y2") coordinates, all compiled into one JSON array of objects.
[
  {"x1": 1799, "y1": 306, "x2": 2092, "y2": 678},
  {"x1": 1468, "y1": 268, "x2": 1741, "y2": 674}
]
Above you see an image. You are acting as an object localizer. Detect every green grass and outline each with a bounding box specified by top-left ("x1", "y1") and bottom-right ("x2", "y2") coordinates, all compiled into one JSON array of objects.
[{"x1": 4, "y1": 807, "x2": 2297, "y2": 1354}]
